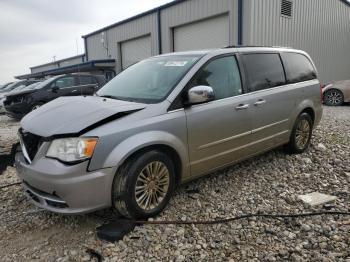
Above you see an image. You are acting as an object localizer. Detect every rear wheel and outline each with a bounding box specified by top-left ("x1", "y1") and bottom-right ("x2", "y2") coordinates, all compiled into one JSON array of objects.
[
  {"x1": 285, "y1": 113, "x2": 313, "y2": 154},
  {"x1": 324, "y1": 89, "x2": 344, "y2": 106},
  {"x1": 112, "y1": 150, "x2": 176, "y2": 219}
]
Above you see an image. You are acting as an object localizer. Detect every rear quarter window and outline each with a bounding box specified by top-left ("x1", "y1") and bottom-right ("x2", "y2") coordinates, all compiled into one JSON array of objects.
[
  {"x1": 242, "y1": 53, "x2": 286, "y2": 92},
  {"x1": 281, "y1": 52, "x2": 317, "y2": 83}
]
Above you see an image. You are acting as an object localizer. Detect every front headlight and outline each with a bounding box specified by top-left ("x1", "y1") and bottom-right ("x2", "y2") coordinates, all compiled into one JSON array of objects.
[{"x1": 46, "y1": 137, "x2": 98, "y2": 163}]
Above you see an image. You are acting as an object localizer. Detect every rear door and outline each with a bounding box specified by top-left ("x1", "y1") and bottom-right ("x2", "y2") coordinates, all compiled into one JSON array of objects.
[
  {"x1": 185, "y1": 55, "x2": 255, "y2": 176},
  {"x1": 76, "y1": 75, "x2": 98, "y2": 95},
  {"x1": 240, "y1": 52, "x2": 295, "y2": 152}
]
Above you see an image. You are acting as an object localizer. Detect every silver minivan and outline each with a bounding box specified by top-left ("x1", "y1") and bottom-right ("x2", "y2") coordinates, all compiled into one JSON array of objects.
[{"x1": 15, "y1": 47, "x2": 322, "y2": 218}]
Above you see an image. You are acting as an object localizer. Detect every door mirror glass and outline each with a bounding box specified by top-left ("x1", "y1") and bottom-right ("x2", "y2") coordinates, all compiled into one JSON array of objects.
[{"x1": 187, "y1": 85, "x2": 215, "y2": 105}]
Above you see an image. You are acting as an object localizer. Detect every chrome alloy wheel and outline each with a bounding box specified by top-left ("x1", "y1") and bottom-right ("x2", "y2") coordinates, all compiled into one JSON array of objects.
[
  {"x1": 295, "y1": 119, "x2": 311, "y2": 149},
  {"x1": 325, "y1": 91, "x2": 342, "y2": 105},
  {"x1": 135, "y1": 161, "x2": 170, "y2": 211}
]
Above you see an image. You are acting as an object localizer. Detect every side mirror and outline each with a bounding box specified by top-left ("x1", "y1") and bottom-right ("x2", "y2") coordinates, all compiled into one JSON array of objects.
[
  {"x1": 187, "y1": 85, "x2": 215, "y2": 105},
  {"x1": 51, "y1": 86, "x2": 59, "y2": 93}
]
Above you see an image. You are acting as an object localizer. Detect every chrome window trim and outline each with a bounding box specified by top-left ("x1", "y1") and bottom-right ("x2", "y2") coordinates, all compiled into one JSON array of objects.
[{"x1": 187, "y1": 79, "x2": 319, "y2": 109}]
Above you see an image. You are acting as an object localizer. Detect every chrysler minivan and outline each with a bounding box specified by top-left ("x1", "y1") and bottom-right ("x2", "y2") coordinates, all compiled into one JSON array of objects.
[{"x1": 15, "y1": 47, "x2": 322, "y2": 218}]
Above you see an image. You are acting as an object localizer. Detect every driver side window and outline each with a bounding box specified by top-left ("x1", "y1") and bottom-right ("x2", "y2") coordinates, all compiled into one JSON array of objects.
[
  {"x1": 52, "y1": 77, "x2": 75, "y2": 88},
  {"x1": 188, "y1": 56, "x2": 242, "y2": 100}
]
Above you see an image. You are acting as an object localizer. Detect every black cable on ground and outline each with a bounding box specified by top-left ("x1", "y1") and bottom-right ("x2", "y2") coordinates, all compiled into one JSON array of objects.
[
  {"x1": 96, "y1": 210, "x2": 350, "y2": 242},
  {"x1": 135, "y1": 210, "x2": 350, "y2": 225},
  {"x1": 0, "y1": 181, "x2": 21, "y2": 190}
]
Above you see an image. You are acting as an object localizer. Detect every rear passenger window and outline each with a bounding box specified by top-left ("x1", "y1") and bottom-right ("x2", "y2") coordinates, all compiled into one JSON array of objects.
[
  {"x1": 281, "y1": 53, "x2": 317, "y2": 83},
  {"x1": 242, "y1": 53, "x2": 286, "y2": 92},
  {"x1": 78, "y1": 76, "x2": 95, "y2": 85},
  {"x1": 188, "y1": 56, "x2": 242, "y2": 100}
]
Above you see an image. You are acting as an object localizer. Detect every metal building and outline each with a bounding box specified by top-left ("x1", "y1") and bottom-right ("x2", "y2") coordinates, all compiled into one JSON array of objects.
[
  {"x1": 16, "y1": 54, "x2": 116, "y2": 80},
  {"x1": 18, "y1": 0, "x2": 350, "y2": 84}
]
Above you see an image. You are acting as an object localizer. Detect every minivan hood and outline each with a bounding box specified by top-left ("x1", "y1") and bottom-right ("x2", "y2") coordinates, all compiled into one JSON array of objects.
[{"x1": 21, "y1": 96, "x2": 146, "y2": 137}]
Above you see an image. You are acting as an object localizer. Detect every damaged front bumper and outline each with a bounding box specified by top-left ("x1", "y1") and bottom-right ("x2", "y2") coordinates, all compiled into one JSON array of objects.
[{"x1": 15, "y1": 152, "x2": 116, "y2": 214}]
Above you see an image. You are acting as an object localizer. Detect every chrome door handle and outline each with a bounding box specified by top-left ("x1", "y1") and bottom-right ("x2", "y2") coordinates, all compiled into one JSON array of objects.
[
  {"x1": 235, "y1": 104, "x2": 250, "y2": 110},
  {"x1": 71, "y1": 90, "x2": 78, "y2": 92},
  {"x1": 254, "y1": 99, "x2": 266, "y2": 106}
]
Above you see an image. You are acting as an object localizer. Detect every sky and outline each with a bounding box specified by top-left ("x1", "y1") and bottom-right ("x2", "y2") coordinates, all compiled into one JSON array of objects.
[{"x1": 0, "y1": 0, "x2": 173, "y2": 83}]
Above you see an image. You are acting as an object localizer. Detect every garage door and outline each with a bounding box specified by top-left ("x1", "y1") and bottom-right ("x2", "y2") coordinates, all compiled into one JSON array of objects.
[
  {"x1": 173, "y1": 15, "x2": 229, "y2": 52},
  {"x1": 121, "y1": 35, "x2": 152, "y2": 69}
]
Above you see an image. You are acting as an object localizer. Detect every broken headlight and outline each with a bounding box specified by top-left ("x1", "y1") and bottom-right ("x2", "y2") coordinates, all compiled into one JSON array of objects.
[{"x1": 46, "y1": 137, "x2": 98, "y2": 163}]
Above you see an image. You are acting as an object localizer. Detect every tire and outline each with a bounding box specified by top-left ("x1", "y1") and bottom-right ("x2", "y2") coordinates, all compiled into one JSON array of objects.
[
  {"x1": 112, "y1": 150, "x2": 176, "y2": 219},
  {"x1": 285, "y1": 113, "x2": 313, "y2": 154},
  {"x1": 31, "y1": 103, "x2": 44, "y2": 111},
  {"x1": 324, "y1": 89, "x2": 344, "y2": 106}
]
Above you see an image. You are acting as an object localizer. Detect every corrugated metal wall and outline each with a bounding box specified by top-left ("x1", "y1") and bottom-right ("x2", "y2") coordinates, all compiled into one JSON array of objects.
[
  {"x1": 86, "y1": 13, "x2": 158, "y2": 72},
  {"x1": 245, "y1": 0, "x2": 350, "y2": 83},
  {"x1": 31, "y1": 64, "x2": 58, "y2": 74},
  {"x1": 85, "y1": 33, "x2": 109, "y2": 61},
  {"x1": 31, "y1": 55, "x2": 84, "y2": 73}
]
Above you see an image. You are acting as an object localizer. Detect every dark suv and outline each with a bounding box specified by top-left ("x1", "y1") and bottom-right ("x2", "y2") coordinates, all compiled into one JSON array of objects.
[{"x1": 4, "y1": 74, "x2": 106, "y2": 119}]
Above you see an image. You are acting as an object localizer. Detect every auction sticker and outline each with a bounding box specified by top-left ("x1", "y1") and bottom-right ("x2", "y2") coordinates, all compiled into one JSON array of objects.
[{"x1": 164, "y1": 61, "x2": 188, "y2": 67}]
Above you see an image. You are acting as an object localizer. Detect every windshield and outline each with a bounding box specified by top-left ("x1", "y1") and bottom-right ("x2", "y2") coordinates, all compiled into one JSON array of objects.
[
  {"x1": 16, "y1": 82, "x2": 42, "y2": 91},
  {"x1": 26, "y1": 79, "x2": 53, "y2": 91},
  {"x1": 0, "y1": 83, "x2": 12, "y2": 90},
  {"x1": 1, "y1": 81, "x2": 23, "y2": 92},
  {"x1": 97, "y1": 55, "x2": 201, "y2": 103}
]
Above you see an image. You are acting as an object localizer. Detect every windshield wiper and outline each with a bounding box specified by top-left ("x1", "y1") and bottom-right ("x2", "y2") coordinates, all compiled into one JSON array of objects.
[
  {"x1": 98, "y1": 95, "x2": 134, "y2": 102},
  {"x1": 98, "y1": 95, "x2": 119, "y2": 99}
]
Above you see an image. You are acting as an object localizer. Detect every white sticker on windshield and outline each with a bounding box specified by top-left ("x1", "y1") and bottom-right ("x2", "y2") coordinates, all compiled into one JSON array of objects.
[{"x1": 164, "y1": 61, "x2": 188, "y2": 67}]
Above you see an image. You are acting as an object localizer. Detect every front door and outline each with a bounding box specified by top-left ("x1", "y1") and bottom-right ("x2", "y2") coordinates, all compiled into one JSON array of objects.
[
  {"x1": 48, "y1": 76, "x2": 78, "y2": 99},
  {"x1": 185, "y1": 55, "x2": 254, "y2": 177}
]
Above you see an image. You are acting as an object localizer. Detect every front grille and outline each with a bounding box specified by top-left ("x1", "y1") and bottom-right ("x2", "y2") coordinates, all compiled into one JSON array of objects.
[{"x1": 19, "y1": 128, "x2": 42, "y2": 161}]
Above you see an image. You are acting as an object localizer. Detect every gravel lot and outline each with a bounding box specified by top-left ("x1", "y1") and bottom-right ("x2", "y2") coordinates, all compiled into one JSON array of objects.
[{"x1": 0, "y1": 106, "x2": 349, "y2": 262}]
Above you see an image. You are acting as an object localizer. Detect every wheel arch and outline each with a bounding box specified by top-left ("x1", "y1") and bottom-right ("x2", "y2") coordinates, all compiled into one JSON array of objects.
[
  {"x1": 300, "y1": 107, "x2": 315, "y2": 124},
  {"x1": 292, "y1": 98, "x2": 319, "y2": 129},
  {"x1": 122, "y1": 144, "x2": 183, "y2": 185},
  {"x1": 102, "y1": 131, "x2": 189, "y2": 184}
]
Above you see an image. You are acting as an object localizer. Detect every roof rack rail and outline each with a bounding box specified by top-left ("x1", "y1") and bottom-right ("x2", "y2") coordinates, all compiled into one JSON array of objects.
[{"x1": 223, "y1": 45, "x2": 293, "y2": 49}]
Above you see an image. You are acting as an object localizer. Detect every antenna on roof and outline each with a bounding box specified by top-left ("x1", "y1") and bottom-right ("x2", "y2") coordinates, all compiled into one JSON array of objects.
[{"x1": 76, "y1": 38, "x2": 82, "y2": 95}]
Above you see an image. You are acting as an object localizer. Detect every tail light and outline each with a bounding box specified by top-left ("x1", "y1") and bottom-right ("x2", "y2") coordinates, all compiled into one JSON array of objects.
[{"x1": 320, "y1": 84, "x2": 324, "y2": 102}]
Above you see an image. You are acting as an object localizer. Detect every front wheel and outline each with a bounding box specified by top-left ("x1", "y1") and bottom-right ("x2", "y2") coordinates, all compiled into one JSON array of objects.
[
  {"x1": 285, "y1": 113, "x2": 313, "y2": 154},
  {"x1": 112, "y1": 150, "x2": 176, "y2": 219}
]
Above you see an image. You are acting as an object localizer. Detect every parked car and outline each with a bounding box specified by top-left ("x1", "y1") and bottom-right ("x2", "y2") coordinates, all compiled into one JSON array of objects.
[
  {"x1": 0, "y1": 82, "x2": 13, "y2": 90},
  {"x1": 0, "y1": 80, "x2": 39, "y2": 94},
  {"x1": 4, "y1": 74, "x2": 106, "y2": 119},
  {"x1": 15, "y1": 47, "x2": 322, "y2": 217},
  {"x1": 322, "y1": 80, "x2": 350, "y2": 106},
  {"x1": 0, "y1": 80, "x2": 40, "y2": 114}
]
